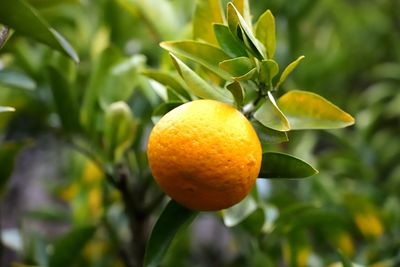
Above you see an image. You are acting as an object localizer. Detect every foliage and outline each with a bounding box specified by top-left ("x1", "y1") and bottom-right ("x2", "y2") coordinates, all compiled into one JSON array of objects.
[{"x1": 0, "y1": 0, "x2": 399, "y2": 267}]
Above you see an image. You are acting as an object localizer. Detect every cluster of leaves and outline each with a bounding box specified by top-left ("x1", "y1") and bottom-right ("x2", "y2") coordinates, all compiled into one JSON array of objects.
[
  {"x1": 143, "y1": 1, "x2": 355, "y2": 266},
  {"x1": 1, "y1": 0, "x2": 399, "y2": 267}
]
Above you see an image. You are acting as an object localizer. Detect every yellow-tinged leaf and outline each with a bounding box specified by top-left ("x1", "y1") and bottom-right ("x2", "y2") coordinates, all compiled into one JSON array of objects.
[
  {"x1": 193, "y1": 0, "x2": 224, "y2": 44},
  {"x1": 83, "y1": 161, "x2": 103, "y2": 184},
  {"x1": 255, "y1": 10, "x2": 276, "y2": 58},
  {"x1": 231, "y1": 0, "x2": 252, "y2": 27},
  {"x1": 354, "y1": 212, "x2": 383, "y2": 238},
  {"x1": 277, "y1": 90, "x2": 355, "y2": 129},
  {"x1": 336, "y1": 232, "x2": 355, "y2": 257},
  {"x1": 276, "y1": 56, "x2": 305, "y2": 88}
]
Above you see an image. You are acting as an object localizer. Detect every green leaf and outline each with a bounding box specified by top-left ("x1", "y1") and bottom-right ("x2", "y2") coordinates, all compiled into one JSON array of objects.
[
  {"x1": 98, "y1": 54, "x2": 145, "y2": 109},
  {"x1": 169, "y1": 54, "x2": 233, "y2": 103},
  {"x1": 144, "y1": 200, "x2": 198, "y2": 267},
  {"x1": 254, "y1": 92, "x2": 290, "y2": 131},
  {"x1": 193, "y1": 0, "x2": 224, "y2": 45},
  {"x1": 48, "y1": 226, "x2": 96, "y2": 267},
  {"x1": 47, "y1": 67, "x2": 80, "y2": 132},
  {"x1": 0, "y1": 106, "x2": 15, "y2": 113},
  {"x1": 252, "y1": 120, "x2": 288, "y2": 149},
  {"x1": 27, "y1": 0, "x2": 79, "y2": 8},
  {"x1": 213, "y1": 23, "x2": 248, "y2": 58},
  {"x1": 222, "y1": 194, "x2": 258, "y2": 227},
  {"x1": 219, "y1": 57, "x2": 255, "y2": 79},
  {"x1": 259, "y1": 59, "x2": 279, "y2": 86},
  {"x1": 226, "y1": 81, "x2": 244, "y2": 107},
  {"x1": 258, "y1": 152, "x2": 318, "y2": 179},
  {"x1": 0, "y1": 70, "x2": 36, "y2": 90},
  {"x1": 0, "y1": 0, "x2": 78, "y2": 62},
  {"x1": 0, "y1": 142, "x2": 24, "y2": 197},
  {"x1": 80, "y1": 47, "x2": 120, "y2": 133},
  {"x1": 255, "y1": 10, "x2": 276, "y2": 59},
  {"x1": 141, "y1": 69, "x2": 191, "y2": 100},
  {"x1": 104, "y1": 102, "x2": 137, "y2": 163},
  {"x1": 276, "y1": 55, "x2": 305, "y2": 88},
  {"x1": 277, "y1": 90, "x2": 355, "y2": 129},
  {"x1": 161, "y1": 41, "x2": 231, "y2": 79},
  {"x1": 227, "y1": 3, "x2": 265, "y2": 59}
]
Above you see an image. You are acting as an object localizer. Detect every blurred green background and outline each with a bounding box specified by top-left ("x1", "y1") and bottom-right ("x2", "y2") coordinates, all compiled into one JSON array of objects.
[{"x1": 0, "y1": 0, "x2": 399, "y2": 266}]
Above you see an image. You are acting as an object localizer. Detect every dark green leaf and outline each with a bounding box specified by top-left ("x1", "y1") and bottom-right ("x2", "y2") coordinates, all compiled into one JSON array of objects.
[
  {"x1": 222, "y1": 194, "x2": 258, "y2": 227},
  {"x1": 219, "y1": 57, "x2": 255, "y2": 79},
  {"x1": 254, "y1": 92, "x2": 290, "y2": 131},
  {"x1": 276, "y1": 56, "x2": 305, "y2": 88},
  {"x1": 259, "y1": 152, "x2": 318, "y2": 179},
  {"x1": 141, "y1": 69, "x2": 191, "y2": 100},
  {"x1": 255, "y1": 10, "x2": 276, "y2": 59},
  {"x1": 193, "y1": 0, "x2": 224, "y2": 45},
  {"x1": 161, "y1": 41, "x2": 231, "y2": 79},
  {"x1": 277, "y1": 90, "x2": 355, "y2": 129},
  {"x1": 0, "y1": 142, "x2": 24, "y2": 197},
  {"x1": 0, "y1": 70, "x2": 36, "y2": 90},
  {"x1": 144, "y1": 200, "x2": 198, "y2": 267},
  {"x1": 47, "y1": 67, "x2": 80, "y2": 132},
  {"x1": 0, "y1": 0, "x2": 78, "y2": 62},
  {"x1": 227, "y1": 3, "x2": 265, "y2": 59},
  {"x1": 169, "y1": 54, "x2": 233, "y2": 103},
  {"x1": 213, "y1": 23, "x2": 248, "y2": 58},
  {"x1": 252, "y1": 120, "x2": 288, "y2": 149},
  {"x1": 226, "y1": 81, "x2": 244, "y2": 107},
  {"x1": 48, "y1": 226, "x2": 96, "y2": 267}
]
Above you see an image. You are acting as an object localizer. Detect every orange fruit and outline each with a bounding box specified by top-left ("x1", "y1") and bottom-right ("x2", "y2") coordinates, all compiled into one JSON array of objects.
[{"x1": 147, "y1": 99, "x2": 262, "y2": 211}]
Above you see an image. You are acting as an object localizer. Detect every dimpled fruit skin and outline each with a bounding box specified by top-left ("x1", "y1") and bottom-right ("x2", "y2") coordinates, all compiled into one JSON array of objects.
[{"x1": 147, "y1": 99, "x2": 262, "y2": 211}]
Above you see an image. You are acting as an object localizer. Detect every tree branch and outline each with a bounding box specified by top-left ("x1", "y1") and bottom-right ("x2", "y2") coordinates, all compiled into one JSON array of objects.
[{"x1": 0, "y1": 26, "x2": 10, "y2": 49}]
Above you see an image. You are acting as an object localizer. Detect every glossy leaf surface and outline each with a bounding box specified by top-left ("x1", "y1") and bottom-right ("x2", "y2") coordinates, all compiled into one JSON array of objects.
[
  {"x1": 213, "y1": 23, "x2": 248, "y2": 58},
  {"x1": 144, "y1": 200, "x2": 197, "y2": 267},
  {"x1": 259, "y1": 152, "x2": 318, "y2": 179},
  {"x1": 276, "y1": 55, "x2": 305, "y2": 88},
  {"x1": 0, "y1": 0, "x2": 78, "y2": 62},
  {"x1": 277, "y1": 90, "x2": 355, "y2": 129},
  {"x1": 255, "y1": 10, "x2": 276, "y2": 59}
]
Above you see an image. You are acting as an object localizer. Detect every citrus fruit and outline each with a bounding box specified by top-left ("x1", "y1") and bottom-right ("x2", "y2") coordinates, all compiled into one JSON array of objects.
[{"x1": 147, "y1": 99, "x2": 262, "y2": 211}]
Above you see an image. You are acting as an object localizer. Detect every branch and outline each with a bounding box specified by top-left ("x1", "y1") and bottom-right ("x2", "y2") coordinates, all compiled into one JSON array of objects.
[{"x1": 0, "y1": 26, "x2": 10, "y2": 49}]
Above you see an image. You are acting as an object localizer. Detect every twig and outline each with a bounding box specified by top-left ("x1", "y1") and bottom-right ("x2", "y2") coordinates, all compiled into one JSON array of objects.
[{"x1": 0, "y1": 26, "x2": 10, "y2": 49}]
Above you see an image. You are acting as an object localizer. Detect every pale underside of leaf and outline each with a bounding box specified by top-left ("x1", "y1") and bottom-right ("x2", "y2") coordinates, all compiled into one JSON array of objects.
[
  {"x1": 254, "y1": 92, "x2": 290, "y2": 131},
  {"x1": 160, "y1": 40, "x2": 231, "y2": 79},
  {"x1": 169, "y1": 54, "x2": 233, "y2": 104}
]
